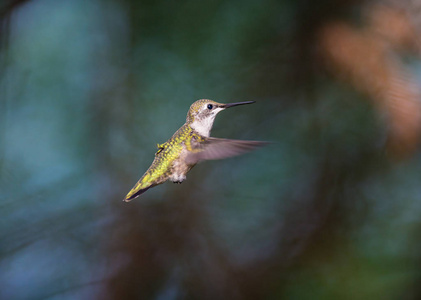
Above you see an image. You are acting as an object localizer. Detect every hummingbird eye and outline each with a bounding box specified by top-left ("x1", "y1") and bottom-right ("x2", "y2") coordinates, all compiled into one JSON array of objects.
[{"x1": 207, "y1": 104, "x2": 213, "y2": 110}]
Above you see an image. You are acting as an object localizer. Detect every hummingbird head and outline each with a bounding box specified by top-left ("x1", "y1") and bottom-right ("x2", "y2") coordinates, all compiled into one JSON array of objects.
[{"x1": 187, "y1": 99, "x2": 255, "y2": 137}]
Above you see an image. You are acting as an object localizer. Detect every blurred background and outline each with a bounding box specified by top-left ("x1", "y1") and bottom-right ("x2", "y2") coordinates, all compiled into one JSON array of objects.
[{"x1": 1, "y1": 0, "x2": 421, "y2": 299}]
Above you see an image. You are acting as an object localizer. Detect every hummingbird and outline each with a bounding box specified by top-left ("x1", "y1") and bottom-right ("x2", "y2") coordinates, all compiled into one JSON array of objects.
[{"x1": 123, "y1": 99, "x2": 267, "y2": 202}]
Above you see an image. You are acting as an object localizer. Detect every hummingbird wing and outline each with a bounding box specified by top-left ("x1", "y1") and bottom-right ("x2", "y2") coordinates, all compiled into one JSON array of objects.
[{"x1": 185, "y1": 137, "x2": 268, "y2": 165}]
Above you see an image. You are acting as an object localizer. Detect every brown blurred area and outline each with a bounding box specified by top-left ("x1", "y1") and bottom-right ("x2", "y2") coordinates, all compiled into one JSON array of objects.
[{"x1": 319, "y1": 1, "x2": 421, "y2": 157}]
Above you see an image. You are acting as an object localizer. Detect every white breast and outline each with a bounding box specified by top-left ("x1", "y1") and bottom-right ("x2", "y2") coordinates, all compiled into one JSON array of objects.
[
  {"x1": 190, "y1": 115, "x2": 216, "y2": 137},
  {"x1": 190, "y1": 107, "x2": 224, "y2": 137}
]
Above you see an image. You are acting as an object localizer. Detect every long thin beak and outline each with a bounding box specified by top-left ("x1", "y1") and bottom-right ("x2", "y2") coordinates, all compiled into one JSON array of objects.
[{"x1": 221, "y1": 101, "x2": 255, "y2": 108}]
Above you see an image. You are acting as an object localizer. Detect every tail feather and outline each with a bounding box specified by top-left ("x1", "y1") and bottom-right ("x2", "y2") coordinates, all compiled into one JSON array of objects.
[
  {"x1": 123, "y1": 165, "x2": 166, "y2": 202},
  {"x1": 123, "y1": 174, "x2": 157, "y2": 202},
  {"x1": 123, "y1": 185, "x2": 152, "y2": 202}
]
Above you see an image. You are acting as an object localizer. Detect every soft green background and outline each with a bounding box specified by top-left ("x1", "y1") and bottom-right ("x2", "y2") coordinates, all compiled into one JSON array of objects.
[{"x1": 1, "y1": 0, "x2": 421, "y2": 299}]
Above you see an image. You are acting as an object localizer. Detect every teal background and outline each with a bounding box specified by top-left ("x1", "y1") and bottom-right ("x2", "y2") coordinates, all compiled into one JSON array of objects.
[{"x1": 1, "y1": 0, "x2": 421, "y2": 299}]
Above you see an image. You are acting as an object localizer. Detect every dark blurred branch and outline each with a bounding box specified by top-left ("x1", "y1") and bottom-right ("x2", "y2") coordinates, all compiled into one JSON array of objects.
[
  {"x1": 39, "y1": 278, "x2": 107, "y2": 299},
  {"x1": 0, "y1": 0, "x2": 30, "y2": 19}
]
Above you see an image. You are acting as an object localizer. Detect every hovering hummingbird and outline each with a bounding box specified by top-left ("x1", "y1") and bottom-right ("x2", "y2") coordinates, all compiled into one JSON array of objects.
[{"x1": 123, "y1": 99, "x2": 267, "y2": 202}]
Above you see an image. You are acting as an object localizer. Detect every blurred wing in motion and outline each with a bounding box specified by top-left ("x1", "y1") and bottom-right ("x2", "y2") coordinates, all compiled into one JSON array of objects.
[{"x1": 186, "y1": 137, "x2": 269, "y2": 165}]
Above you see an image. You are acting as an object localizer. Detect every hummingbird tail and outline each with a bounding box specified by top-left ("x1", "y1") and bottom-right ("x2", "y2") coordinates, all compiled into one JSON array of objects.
[
  {"x1": 123, "y1": 186, "x2": 152, "y2": 202},
  {"x1": 123, "y1": 164, "x2": 165, "y2": 202}
]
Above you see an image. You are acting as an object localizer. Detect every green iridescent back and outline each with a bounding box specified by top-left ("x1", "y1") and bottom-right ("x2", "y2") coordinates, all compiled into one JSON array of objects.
[{"x1": 124, "y1": 123, "x2": 203, "y2": 199}]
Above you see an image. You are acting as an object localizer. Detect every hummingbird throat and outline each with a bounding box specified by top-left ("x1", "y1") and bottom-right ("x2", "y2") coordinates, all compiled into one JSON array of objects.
[{"x1": 190, "y1": 109, "x2": 223, "y2": 137}]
